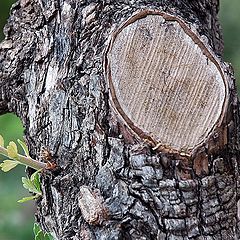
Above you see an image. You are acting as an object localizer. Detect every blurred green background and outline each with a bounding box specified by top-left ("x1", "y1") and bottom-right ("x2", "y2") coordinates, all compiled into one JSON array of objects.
[{"x1": 0, "y1": 0, "x2": 239, "y2": 239}]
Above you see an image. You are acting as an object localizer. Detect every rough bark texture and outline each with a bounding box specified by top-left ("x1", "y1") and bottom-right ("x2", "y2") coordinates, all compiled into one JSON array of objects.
[{"x1": 0, "y1": 0, "x2": 240, "y2": 239}]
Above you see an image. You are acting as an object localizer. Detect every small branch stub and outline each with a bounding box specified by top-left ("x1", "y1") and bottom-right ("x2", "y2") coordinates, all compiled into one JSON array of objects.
[{"x1": 105, "y1": 10, "x2": 229, "y2": 155}]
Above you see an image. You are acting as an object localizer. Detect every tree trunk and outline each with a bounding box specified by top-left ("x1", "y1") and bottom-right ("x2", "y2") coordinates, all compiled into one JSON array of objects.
[{"x1": 1, "y1": 0, "x2": 240, "y2": 239}]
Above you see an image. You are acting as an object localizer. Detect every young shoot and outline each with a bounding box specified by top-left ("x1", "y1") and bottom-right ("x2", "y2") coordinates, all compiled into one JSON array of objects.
[{"x1": 0, "y1": 135, "x2": 47, "y2": 171}]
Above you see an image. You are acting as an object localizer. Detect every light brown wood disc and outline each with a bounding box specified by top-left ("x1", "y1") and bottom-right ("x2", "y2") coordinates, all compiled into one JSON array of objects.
[{"x1": 105, "y1": 11, "x2": 228, "y2": 152}]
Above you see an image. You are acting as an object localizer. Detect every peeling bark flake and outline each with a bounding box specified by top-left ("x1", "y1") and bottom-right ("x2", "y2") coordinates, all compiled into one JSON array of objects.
[{"x1": 78, "y1": 186, "x2": 108, "y2": 225}]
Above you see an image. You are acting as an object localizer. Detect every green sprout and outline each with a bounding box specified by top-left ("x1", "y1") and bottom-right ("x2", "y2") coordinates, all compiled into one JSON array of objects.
[
  {"x1": 0, "y1": 135, "x2": 55, "y2": 236},
  {"x1": 18, "y1": 169, "x2": 42, "y2": 203},
  {"x1": 0, "y1": 134, "x2": 48, "y2": 202},
  {"x1": 0, "y1": 134, "x2": 47, "y2": 171}
]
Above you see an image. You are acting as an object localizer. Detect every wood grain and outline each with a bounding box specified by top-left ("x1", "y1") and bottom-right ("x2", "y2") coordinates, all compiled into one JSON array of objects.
[{"x1": 106, "y1": 12, "x2": 228, "y2": 152}]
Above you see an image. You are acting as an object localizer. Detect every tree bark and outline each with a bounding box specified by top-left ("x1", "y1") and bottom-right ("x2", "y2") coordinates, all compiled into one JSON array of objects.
[{"x1": 0, "y1": 0, "x2": 240, "y2": 239}]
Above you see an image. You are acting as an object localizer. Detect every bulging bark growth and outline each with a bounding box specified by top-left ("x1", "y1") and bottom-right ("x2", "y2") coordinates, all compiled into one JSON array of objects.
[{"x1": 0, "y1": 0, "x2": 240, "y2": 239}]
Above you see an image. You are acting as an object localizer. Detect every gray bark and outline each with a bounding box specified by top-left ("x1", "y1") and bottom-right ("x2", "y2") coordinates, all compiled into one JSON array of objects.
[{"x1": 0, "y1": 0, "x2": 239, "y2": 239}]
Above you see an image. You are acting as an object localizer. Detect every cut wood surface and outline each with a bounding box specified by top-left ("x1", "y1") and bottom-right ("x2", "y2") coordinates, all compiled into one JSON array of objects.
[
  {"x1": 106, "y1": 12, "x2": 228, "y2": 153},
  {"x1": 1, "y1": 1, "x2": 239, "y2": 239}
]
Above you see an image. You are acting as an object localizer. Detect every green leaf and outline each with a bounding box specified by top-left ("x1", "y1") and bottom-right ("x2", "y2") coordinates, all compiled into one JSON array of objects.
[
  {"x1": 30, "y1": 169, "x2": 41, "y2": 181},
  {"x1": 0, "y1": 135, "x2": 4, "y2": 147},
  {"x1": 0, "y1": 160, "x2": 19, "y2": 172},
  {"x1": 33, "y1": 223, "x2": 54, "y2": 240},
  {"x1": 33, "y1": 223, "x2": 41, "y2": 237},
  {"x1": 17, "y1": 139, "x2": 30, "y2": 157},
  {"x1": 44, "y1": 233, "x2": 54, "y2": 240},
  {"x1": 7, "y1": 141, "x2": 18, "y2": 159},
  {"x1": 35, "y1": 230, "x2": 45, "y2": 240},
  {"x1": 19, "y1": 171, "x2": 42, "y2": 204},
  {"x1": 17, "y1": 195, "x2": 38, "y2": 203},
  {"x1": 22, "y1": 176, "x2": 42, "y2": 195},
  {"x1": 31, "y1": 171, "x2": 42, "y2": 193}
]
